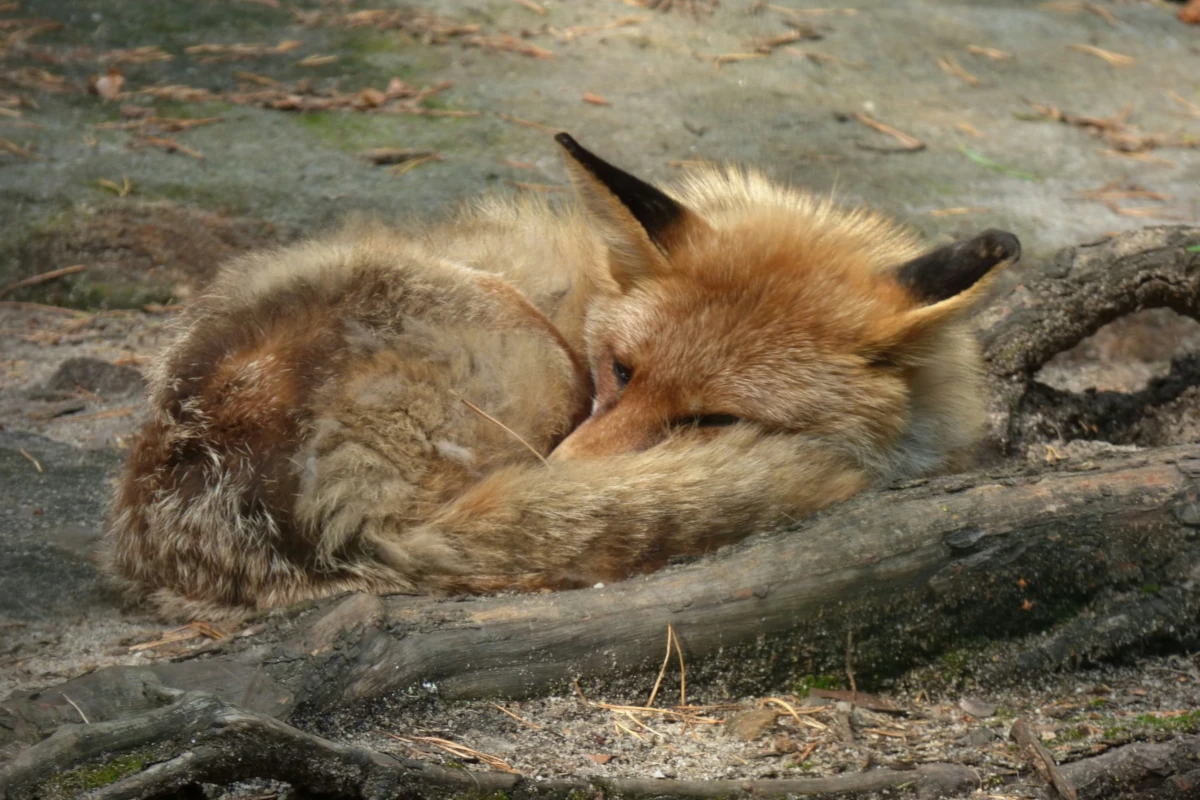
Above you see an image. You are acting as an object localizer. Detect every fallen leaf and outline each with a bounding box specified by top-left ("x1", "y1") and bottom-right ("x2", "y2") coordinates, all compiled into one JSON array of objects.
[
  {"x1": 809, "y1": 689, "x2": 903, "y2": 713},
  {"x1": 725, "y1": 709, "x2": 779, "y2": 741},
  {"x1": 89, "y1": 67, "x2": 124, "y2": 101},
  {"x1": 586, "y1": 753, "x2": 614, "y2": 764}
]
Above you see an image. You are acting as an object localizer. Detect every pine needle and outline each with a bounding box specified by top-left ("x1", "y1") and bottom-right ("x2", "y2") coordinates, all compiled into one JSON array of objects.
[{"x1": 461, "y1": 398, "x2": 548, "y2": 465}]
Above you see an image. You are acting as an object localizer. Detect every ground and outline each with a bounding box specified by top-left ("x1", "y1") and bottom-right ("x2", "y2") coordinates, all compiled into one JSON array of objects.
[{"x1": 1, "y1": 0, "x2": 1199, "y2": 796}]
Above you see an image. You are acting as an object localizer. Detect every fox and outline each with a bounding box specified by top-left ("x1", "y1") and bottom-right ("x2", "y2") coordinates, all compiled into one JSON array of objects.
[{"x1": 104, "y1": 133, "x2": 1019, "y2": 621}]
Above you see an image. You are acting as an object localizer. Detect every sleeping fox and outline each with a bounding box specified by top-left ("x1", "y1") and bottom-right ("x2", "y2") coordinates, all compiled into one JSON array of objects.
[{"x1": 104, "y1": 133, "x2": 1019, "y2": 621}]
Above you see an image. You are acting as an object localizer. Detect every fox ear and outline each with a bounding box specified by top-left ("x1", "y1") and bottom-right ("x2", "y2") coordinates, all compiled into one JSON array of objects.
[
  {"x1": 556, "y1": 133, "x2": 708, "y2": 291},
  {"x1": 869, "y1": 229, "x2": 1020, "y2": 361},
  {"x1": 894, "y1": 229, "x2": 1020, "y2": 308}
]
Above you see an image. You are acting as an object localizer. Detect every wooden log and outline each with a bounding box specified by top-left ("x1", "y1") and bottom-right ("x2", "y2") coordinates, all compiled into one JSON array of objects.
[
  {"x1": 977, "y1": 225, "x2": 1200, "y2": 455},
  {"x1": 3, "y1": 226, "x2": 1200, "y2": 795},
  {"x1": 3, "y1": 442, "x2": 1198, "y2": 748}
]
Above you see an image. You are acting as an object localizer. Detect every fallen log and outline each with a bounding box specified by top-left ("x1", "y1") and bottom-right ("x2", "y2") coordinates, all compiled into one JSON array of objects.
[{"x1": 2, "y1": 226, "x2": 1199, "y2": 797}]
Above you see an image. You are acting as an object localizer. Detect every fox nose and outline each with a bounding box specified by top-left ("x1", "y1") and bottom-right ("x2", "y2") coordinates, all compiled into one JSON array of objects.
[{"x1": 549, "y1": 404, "x2": 661, "y2": 460}]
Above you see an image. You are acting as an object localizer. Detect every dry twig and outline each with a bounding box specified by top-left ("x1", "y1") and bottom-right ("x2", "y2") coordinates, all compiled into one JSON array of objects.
[
  {"x1": 0, "y1": 264, "x2": 85, "y2": 299},
  {"x1": 852, "y1": 112, "x2": 924, "y2": 151},
  {"x1": 1067, "y1": 43, "x2": 1134, "y2": 67}
]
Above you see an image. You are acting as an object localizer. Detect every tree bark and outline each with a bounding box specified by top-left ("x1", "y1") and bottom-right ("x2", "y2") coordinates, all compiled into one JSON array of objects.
[{"x1": 2, "y1": 226, "x2": 1199, "y2": 798}]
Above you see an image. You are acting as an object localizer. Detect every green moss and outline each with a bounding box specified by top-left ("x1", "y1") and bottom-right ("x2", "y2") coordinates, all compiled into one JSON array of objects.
[
  {"x1": 43, "y1": 749, "x2": 161, "y2": 797},
  {"x1": 1133, "y1": 710, "x2": 1200, "y2": 733},
  {"x1": 793, "y1": 674, "x2": 842, "y2": 696},
  {"x1": 1142, "y1": 583, "x2": 1160, "y2": 595}
]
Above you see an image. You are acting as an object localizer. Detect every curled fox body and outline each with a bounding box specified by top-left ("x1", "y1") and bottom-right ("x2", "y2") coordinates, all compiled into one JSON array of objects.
[{"x1": 105, "y1": 134, "x2": 1019, "y2": 620}]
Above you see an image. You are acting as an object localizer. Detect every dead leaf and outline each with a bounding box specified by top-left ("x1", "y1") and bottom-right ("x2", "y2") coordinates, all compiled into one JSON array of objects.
[
  {"x1": 725, "y1": 709, "x2": 779, "y2": 741},
  {"x1": 586, "y1": 753, "x2": 614, "y2": 764},
  {"x1": 297, "y1": 54, "x2": 338, "y2": 67},
  {"x1": 88, "y1": 67, "x2": 124, "y2": 101},
  {"x1": 359, "y1": 147, "x2": 440, "y2": 166},
  {"x1": 464, "y1": 33, "x2": 554, "y2": 59},
  {"x1": 809, "y1": 689, "x2": 903, "y2": 712}
]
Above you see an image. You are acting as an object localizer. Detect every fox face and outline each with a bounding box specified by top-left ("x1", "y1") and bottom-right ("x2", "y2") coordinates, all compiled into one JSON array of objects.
[{"x1": 550, "y1": 134, "x2": 1019, "y2": 468}]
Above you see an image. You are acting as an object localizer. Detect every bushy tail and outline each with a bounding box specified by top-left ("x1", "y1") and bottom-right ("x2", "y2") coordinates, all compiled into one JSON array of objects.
[{"x1": 395, "y1": 428, "x2": 869, "y2": 593}]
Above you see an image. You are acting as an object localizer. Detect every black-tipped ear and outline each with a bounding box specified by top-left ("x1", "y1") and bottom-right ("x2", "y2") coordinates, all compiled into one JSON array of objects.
[
  {"x1": 555, "y1": 132, "x2": 686, "y2": 251},
  {"x1": 894, "y1": 229, "x2": 1020, "y2": 305}
]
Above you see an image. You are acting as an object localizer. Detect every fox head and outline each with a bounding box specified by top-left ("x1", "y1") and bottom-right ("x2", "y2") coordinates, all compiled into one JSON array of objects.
[{"x1": 550, "y1": 133, "x2": 1019, "y2": 476}]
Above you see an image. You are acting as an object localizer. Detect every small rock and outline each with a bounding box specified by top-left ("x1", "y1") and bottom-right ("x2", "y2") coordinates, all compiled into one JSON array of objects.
[
  {"x1": 959, "y1": 697, "x2": 996, "y2": 718},
  {"x1": 43, "y1": 357, "x2": 145, "y2": 397},
  {"x1": 725, "y1": 709, "x2": 779, "y2": 741},
  {"x1": 960, "y1": 728, "x2": 998, "y2": 747}
]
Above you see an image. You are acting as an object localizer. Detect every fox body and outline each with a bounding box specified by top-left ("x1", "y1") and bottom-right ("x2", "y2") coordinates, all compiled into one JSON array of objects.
[{"x1": 105, "y1": 135, "x2": 1019, "y2": 620}]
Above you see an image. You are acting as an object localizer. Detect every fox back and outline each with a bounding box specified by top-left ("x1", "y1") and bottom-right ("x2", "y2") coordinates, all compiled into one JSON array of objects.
[{"x1": 105, "y1": 135, "x2": 1018, "y2": 620}]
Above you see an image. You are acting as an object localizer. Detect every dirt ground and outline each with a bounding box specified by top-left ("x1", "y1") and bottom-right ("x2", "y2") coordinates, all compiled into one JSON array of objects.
[{"x1": 2, "y1": 0, "x2": 1200, "y2": 797}]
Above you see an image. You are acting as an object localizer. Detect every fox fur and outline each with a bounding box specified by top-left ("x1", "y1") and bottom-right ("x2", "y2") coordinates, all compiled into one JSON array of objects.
[{"x1": 104, "y1": 134, "x2": 1020, "y2": 621}]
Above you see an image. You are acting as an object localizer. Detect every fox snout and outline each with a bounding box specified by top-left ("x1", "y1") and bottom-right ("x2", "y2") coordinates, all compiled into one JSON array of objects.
[{"x1": 550, "y1": 403, "x2": 661, "y2": 460}]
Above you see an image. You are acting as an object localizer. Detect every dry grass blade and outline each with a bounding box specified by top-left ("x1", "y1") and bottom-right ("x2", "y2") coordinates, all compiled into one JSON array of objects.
[
  {"x1": 388, "y1": 153, "x2": 441, "y2": 174},
  {"x1": 1098, "y1": 148, "x2": 1174, "y2": 166},
  {"x1": 60, "y1": 693, "x2": 89, "y2": 724},
  {"x1": 359, "y1": 147, "x2": 439, "y2": 166},
  {"x1": 595, "y1": 702, "x2": 721, "y2": 724},
  {"x1": 936, "y1": 55, "x2": 978, "y2": 85},
  {"x1": 955, "y1": 122, "x2": 983, "y2": 137},
  {"x1": 19, "y1": 447, "x2": 42, "y2": 473},
  {"x1": 1167, "y1": 90, "x2": 1200, "y2": 119},
  {"x1": 136, "y1": 135, "x2": 204, "y2": 159},
  {"x1": 852, "y1": 112, "x2": 924, "y2": 151},
  {"x1": 507, "y1": 181, "x2": 566, "y2": 192},
  {"x1": 0, "y1": 136, "x2": 36, "y2": 158},
  {"x1": 2, "y1": 67, "x2": 70, "y2": 93},
  {"x1": 512, "y1": 0, "x2": 547, "y2": 14},
  {"x1": 296, "y1": 54, "x2": 338, "y2": 67},
  {"x1": 1079, "y1": 181, "x2": 1170, "y2": 203},
  {"x1": 582, "y1": 92, "x2": 610, "y2": 106},
  {"x1": 0, "y1": 264, "x2": 85, "y2": 298},
  {"x1": 464, "y1": 33, "x2": 553, "y2": 59},
  {"x1": 552, "y1": 16, "x2": 644, "y2": 42},
  {"x1": 184, "y1": 40, "x2": 302, "y2": 61},
  {"x1": 136, "y1": 85, "x2": 217, "y2": 102},
  {"x1": 702, "y1": 52, "x2": 768, "y2": 67},
  {"x1": 54, "y1": 406, "x2": 137, "y2": 423},
  {"x1": 129, "y1": 622, "x2": 226, "y2": 652},
  {"x1": 966, "y1": 44, "x2": 1011, "y2": 60},
  {"x1": 490, "y1": 703, "x2": 543, "y2": 730},
  {"x1": 761, "y1": 4, "x2": 857, "y2": 17},
  {"x1": 646, "y1": 623, "x2": 675, "y2": 708},
  {"x1": 381, "y1": 732, "x2": 519, "y2": 773},
  {"x1": 497, "y1": 112, "x2": 557, "y2": 133},
  {"x1": 673, "y1": 624, "x2": 686, "y2": 706},
  {"x1": 929, "y1": 206, "x2": 989, "y2": 217},
  {"x1": 784, "y1": 47, "x2": 862, "y2": 66},
  {"x1": 752, "y1": 30, "x2": 808, "y2": 53},
  {"x1": 1067, "y1": 43, "x2": 1134, "y2": 67},
  {"x1": 864, "y1": 727, "x2": 906, "y2": 738},
  {"x1": 99, "y1": 46, "x2": 173, "y2": 65},
  {"x1": 761, "y1": 697, "x2": 829, "y2": 730},
  {"x1": 461, "y1": 398, "x2": 547, "y2": 465}
]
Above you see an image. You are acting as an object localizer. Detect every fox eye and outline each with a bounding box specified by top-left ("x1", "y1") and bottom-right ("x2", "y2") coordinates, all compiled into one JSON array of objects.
[
  {"x1": 695, "y1": 413, "x2": 740, "y2": 428},
  {"x1": 612, "y1": 359, "x2": 633, "y2": 390},
  {"x1": 674, "y1": 413, "x2": 740, "y2": 429}
]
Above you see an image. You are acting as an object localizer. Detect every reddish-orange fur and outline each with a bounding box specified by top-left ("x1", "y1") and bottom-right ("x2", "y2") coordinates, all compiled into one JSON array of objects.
[{"x1": 104, "y1": 137, "x2": 1017, "y2": 621}]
